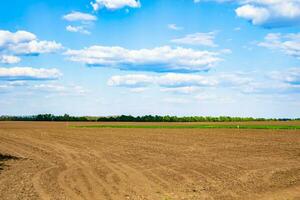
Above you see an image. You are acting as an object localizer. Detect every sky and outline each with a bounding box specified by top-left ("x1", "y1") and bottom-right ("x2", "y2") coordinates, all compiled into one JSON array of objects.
[{"x1": 0, "y1": 0, "x2": 300, "y2": 118}]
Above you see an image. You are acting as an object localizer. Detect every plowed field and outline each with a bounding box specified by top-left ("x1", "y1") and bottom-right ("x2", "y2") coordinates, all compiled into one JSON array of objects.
[{"x1": 0, "y1": 122, "x2": 299, "y2": 200}]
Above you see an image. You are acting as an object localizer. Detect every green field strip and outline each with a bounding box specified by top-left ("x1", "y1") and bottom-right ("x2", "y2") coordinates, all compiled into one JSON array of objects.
[{"x1": 73, "y1": 124, "x2": 300, "y2": 130}]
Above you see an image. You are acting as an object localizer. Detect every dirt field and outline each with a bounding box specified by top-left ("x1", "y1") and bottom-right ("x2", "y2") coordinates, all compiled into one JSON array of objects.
[{"x1": 0, "y1": 122, "x2": 299, "y2": 200}]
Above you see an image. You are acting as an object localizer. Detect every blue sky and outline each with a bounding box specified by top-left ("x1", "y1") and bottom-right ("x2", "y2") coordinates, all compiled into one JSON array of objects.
[{"x1": 0, "y1": 0, "x2": 300, "y2": 117}]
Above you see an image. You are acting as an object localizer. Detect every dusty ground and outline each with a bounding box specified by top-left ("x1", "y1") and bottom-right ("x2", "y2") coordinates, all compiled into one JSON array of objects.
[{"x1": 0, "y1": 121, "x2": 299, "y2": 200}]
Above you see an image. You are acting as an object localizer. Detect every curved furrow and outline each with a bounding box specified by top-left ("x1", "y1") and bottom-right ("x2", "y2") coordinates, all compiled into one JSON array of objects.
[
  {"x1": 31, "y1": 166, "x2": 58, "y2": 200},
  {"x1": 50, "y1": 145, "x2": 93, "y2": 199},
  {"x1": 87, "y1": 150, "x2": 166, "y2": 199},
  {"x1": 52, "y1": 143, "x2": 113, "y2": 199},
  {"x1": 107, "y1": 161, "x2": 163, "y2": 198},
  {"x1": 76, "y1": 161, "x2": 115, "y2": 200},
  {"x1": 57, "y1": 166, "x2": 85, "y2": 199}
]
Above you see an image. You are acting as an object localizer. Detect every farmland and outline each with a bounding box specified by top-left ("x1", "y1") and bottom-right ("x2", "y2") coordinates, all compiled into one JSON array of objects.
[{"x1": 0, "y1": 121, "x2": 299, "y2": 200}]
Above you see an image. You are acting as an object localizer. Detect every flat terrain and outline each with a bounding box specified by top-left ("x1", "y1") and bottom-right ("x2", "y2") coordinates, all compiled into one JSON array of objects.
[{"x1": 0, "y1": 122, "x2": 299, "y2": 200}]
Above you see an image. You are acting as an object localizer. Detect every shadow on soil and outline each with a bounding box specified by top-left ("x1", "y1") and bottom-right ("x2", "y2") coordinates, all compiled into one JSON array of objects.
[{"x1": 0, "y1": 153, "x2": 19, "y2": 171}]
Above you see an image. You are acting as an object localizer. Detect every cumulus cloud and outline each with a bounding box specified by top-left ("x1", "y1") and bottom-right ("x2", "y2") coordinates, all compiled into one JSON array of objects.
[
  {"x1": 171, "y1": 32, "x2": 218, "y2": 47},
  {"x1": 63, "y1": 11, "x2": 97, "y2": 22},
  {"x1": 0, "y1": 67, "x2": 62, "y2": 81},
  {"x1": 10, "y1": 40, "x2": 62, "y2": 56},
  {"x1": 259, "y1": 33, "x2": 300, "y2": 59},
  {"x1": 90, "y1": 0, "x2": 140, "y2": 11},
  {"x1": 237, "y1": 0, "x2": 300, "y2": 27},
  {"x1": 241, "y1": 81, "x2": 300, "y2": 94},
  {"x1": 108, "y1": 73, "x2": 219, "y2": 88},
  {"x1": 64, "y1": 45, "x2": 222, "y2": 73},
  {"x1": 168, "y1": 24, "x2": 183, "y2": 31},
  {"x1": 235, "y1": 68, "x2": 300, "y2": 94},
  {"x1": 109, "y1": 69, "x2": 300, "y2": 95},
  {"x1": 107, "y1": 73, "x2": 245, "y2": 88},
  {"x1": 107, "y1": 72, "x2": 257, "y2": 95},
  {"x1": 236, "y1": 4, "x2": 270, "y2": 25},
  {"x1": 65, "y1": 46, "x2": 222, "y2": 72},
  {"x1": 157, "y1": 73, "x2": 218, "y2": 87},
  {"x1": 63, "y1": 12, "x2": 96, "y2": 35},
  {"x1": 196, "y1": 0, "x2": 300, "y2": 27},
  {"x1": 0, "y1": 30, "x2": 62, "y2": 56},
  {"x1": 0, "y1": 55, "x2": 21, "y2": 64},
  {"x1": 269, "y1": 68, "x2": 300, "y2": 85},
  {"x1": 107, "y1": 74, "x2": 155, "y2": 87},
  {"x1": 217, "y1": 73, "x2": 252, "y2": 86},
  {"x1": 66, "y1": 25, "x2": 90, "y2": 35},
  {"x1": 0, "y1": 81, "x2": 87, "y2": 97},
  {"x1": 0, "y1": 30, "x2": 36, "y2": 47}
]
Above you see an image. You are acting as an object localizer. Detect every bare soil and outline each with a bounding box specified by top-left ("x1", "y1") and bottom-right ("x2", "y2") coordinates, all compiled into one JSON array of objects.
[{"x1": 0, "y1": 121, "x2": 299, "y2": 200}]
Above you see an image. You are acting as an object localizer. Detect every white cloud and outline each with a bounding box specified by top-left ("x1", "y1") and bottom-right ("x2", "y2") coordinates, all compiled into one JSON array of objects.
[
  {"x1": 237, "y1": 1, "x2": 300, "y2": 27},
  {"x1": 10, "y1": 40, "x2": 62, "y2": 55},
  {"x1": 107, "y1": 69, "x2": 296, "y2": 96},
  {"x1": 0, "y1": 83, "x2": 12, "y2": 93},
  {"x1": 0, "y1": 55, "x2": 21, "y2": 64},
  {"x1": 108, "y1": 73, "x2": 218, "y2": 88},
  {"x1": 107, "y1": 74, "x2": 155, "y2": 87},
  {"x1": 0, "y1": 80, "x2": 87, "y2": 97},
  {"x1": 91, "y1": 0, "x2": 140, "y2": 11},
  {"x1": 168, "y1": 24, "x2": 183, "y2": 31},
  {"x1": 63, "y1": 12, "x2": 95, "y2": 35},
  {"x1": 157, "y1": 73, "x2": 218, "y2": 87},
  {"x1": 63, "y1": 11, "x2": 97, "y2": 22},
  {"x1": 235, "y1": 68, "x2": 300, "y2": 94},
  {"x1": 259, "y1": 33, "x2": 300, "y2": 59},
  {"x1": 236, "y1": 4, "x2": 270, "y2": 25},
  {"x1": 0, "y1": 67, "x2": 62, "y2": 81},
  {"x1": 0, "y1": 30, "x2": 36, "y2": 47},
  {"x1": 107, "y1": 72, "x2": 255, "y2": 94},
  {"x1": 65, "y1": 45, "x2": 222, "y2": 72},
  {"x1": 66, "y1": 25, "x2": 91, "y2": 35},
  {"x1": 0, "y1": 30, "x2": 62, "y2": 56},
  {"x1": 241, "y1": 81, "x2": 300, "y2": 94},
  {"x1": 171, "y1": 32, "x2": 217, "y2": 47},
  {"x1": 217, "y1": 73, "x2": 252, "y2": 86},
  {"x1": 269, "y1": 68, "x2": 300, "y2": 85},
  {"x1": 0, "y1": 81, "x2": 27, "y2": 94},
  {"x1": 197, "y1": 0, "x2": 300, "y2": 27}
]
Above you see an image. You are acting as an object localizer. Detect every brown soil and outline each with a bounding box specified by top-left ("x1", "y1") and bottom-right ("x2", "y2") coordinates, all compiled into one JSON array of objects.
[{"x1": 0, "y1": 121, "x2": 299, "y2": 200}]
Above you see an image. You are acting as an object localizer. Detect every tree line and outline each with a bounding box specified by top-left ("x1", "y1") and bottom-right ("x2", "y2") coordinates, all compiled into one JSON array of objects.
[
  {"x1": 0, "y1": 114, "x2": 88, "y2": 121},
  {"x1": 0, "y1": 114, "x2": 298, "y2": 122}
]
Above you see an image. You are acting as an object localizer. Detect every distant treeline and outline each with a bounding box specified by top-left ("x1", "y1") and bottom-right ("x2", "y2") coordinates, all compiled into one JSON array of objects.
[
  {"x1": 97, "y1": 115, "x2": 296, "y2": 122},
  {"x1": 0, "y1": 114, "x2": 88, "y2": 121},
  {"x1": 0, "y1": 114, "x2": 298, "y2": 122}
]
